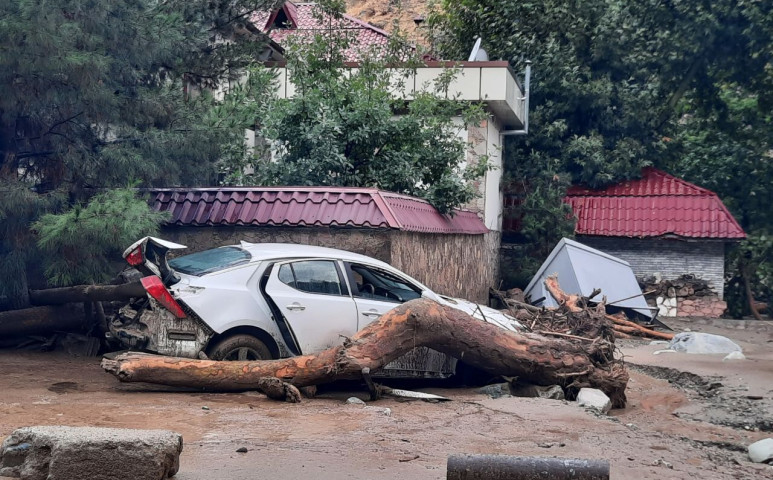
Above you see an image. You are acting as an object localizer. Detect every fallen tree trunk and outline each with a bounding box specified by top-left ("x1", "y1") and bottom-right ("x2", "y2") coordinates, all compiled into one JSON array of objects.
[
  {"x1": 29, "y1": 282, "x2": 145, "y2": 306},
  {"x1": 102, "y1": 298, "x2": 629, "y2": 407},
  {"x1": 0, "y1": 305, "x2": 85, "y2": 338}
]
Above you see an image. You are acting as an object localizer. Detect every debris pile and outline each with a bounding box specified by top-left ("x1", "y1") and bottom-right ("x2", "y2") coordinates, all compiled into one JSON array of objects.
[
  {"x1": 640, "y1": 274, "x2": 727, "y2": 318},
  {"x1": 493, "y1": 276, "x2": 673, "y2": 341}
]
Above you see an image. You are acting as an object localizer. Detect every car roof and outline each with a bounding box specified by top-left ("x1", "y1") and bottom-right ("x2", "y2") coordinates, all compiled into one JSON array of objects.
[{"x1": 236, "y1": 242, "x2": 394, "y2": 269}]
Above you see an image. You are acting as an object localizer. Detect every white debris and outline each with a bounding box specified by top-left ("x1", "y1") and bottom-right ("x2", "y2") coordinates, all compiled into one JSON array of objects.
[
  {"x1": 668, "y1": 332, "x2": 742, "y2": 354},
  {"x1": 345, "y1": 397, "x2": 366, "y2": 405},
  {"x1": 723, "y1": 351, "x2": 746, "y2": 361},
  {"x1": 653, "y1": 349, "x2": 678, "y2": 355},
  {"x1": 748, "y1": 438, "x2": 773, "y2": 463},
  {"x1": 649, "y1": 340, "x2": 670, "y2": 345},
  {"x1": 576, "y1": 388, "x2": 611, "y2": 414}
]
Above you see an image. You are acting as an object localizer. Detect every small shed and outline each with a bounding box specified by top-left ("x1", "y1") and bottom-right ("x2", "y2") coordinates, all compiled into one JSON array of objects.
[
  {"x1": 565, "y1": 168, "x2": 745, "y2": 317},
  {"x1": 148, "y1": 187, "x2": 499, "y2": 303}
]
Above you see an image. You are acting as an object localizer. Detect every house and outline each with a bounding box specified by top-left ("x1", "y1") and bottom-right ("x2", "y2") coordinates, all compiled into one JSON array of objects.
[
  {"x1": 564, "y1": 167, "x2": 745, "y2": 317},
  {"x1": 246, "y1": 1, "x2": 529, "y2": 248},
  {"x1": 148, "y1": 187, "x2": 496, "y2": 303}
]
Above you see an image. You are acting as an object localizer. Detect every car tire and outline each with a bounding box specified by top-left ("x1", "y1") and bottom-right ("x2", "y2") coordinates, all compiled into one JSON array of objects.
[{"x1": 207, "y1": 334, "x2": 273, "y2": 361}]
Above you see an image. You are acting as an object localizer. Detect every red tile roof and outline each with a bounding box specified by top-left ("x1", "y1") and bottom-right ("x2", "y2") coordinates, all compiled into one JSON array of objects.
[
  {"x1": 565, "y1": 168, "x2": 745, "y2": 239},
  {"x1": 252, "y1": 2, "x2": 397, "y2": 61},
  {"x1": 149, "y1": 187, "x2": 488, "y2": 235}
]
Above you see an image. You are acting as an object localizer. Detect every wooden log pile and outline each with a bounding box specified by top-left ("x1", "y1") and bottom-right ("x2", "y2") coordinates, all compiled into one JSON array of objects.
[{"x1": 493, "y1": 276, "x2": 673, "y2": 341}]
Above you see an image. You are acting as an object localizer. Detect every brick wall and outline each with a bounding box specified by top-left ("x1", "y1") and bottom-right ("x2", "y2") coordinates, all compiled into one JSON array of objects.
[{"x1": 577, "y1": 236, "x2": 726, "y2": 299}]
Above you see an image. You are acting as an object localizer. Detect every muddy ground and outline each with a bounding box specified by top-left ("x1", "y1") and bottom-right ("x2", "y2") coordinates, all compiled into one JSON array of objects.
[{"x1": 1, "y1": 318, "x2": 772, "y2": 479}]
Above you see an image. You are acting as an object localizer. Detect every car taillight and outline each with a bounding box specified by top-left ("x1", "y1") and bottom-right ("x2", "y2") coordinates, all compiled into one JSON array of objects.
[
  {"x1": 140, "y1": 276, "x2": 187, "y2": 319},
  {"x1": 125, "y1": 246, "x2": 144, "y2": 266}
]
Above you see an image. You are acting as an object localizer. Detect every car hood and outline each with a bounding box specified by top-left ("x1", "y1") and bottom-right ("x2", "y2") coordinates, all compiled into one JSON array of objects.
[{"x1": 435, "y1": 295, "x2": 523, "y2": 332}]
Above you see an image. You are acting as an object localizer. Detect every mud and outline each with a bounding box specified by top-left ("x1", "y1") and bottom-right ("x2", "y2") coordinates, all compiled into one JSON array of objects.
[{"x1": 1, "y1": 317, "x2": 772, "y2": 479}]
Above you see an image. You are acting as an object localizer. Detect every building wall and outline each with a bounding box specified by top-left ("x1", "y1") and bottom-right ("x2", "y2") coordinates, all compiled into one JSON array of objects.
[
  {"x1": 390, "y1": 231, "x2": 500, "y2": 304},
  {"x1": 577, "y1": 236, "x2": 726, "y2": 299},
  {"x1": 159, "y1": 226, "x2": 497, "y2": 303},
  {"x1": 461, "y1": 117, "x2": 504, "y2": 232}
]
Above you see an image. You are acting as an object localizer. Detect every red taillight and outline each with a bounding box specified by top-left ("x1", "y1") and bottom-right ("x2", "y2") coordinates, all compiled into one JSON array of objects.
[
  {"x1": 140, "y1": 276, "x2": 187, "y2": 319},
  {"x1": 125, "y1": 246, "x2": 144, "y2": 266}
]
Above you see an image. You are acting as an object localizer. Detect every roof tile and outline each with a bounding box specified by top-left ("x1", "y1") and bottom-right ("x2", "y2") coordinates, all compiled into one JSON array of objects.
[
  {"x1": 565, "y1": 168, "x2": 745, "y2": 239},
  {"x1": 149, "y1": 187, "x2": 487, "y2": 235}
]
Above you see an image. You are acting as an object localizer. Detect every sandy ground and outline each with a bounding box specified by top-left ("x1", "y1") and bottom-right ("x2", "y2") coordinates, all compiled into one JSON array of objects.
[{"x1": 1, "y1": 318, "x2": 772, "y2": 479}]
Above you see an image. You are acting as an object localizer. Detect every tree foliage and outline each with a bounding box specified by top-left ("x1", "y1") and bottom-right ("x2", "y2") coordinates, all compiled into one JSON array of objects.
[
  {"x1": 216, "y1": 8, "x2": 490, "y2": 214},
  {"x1": 429, "y1": 0, "x2": 773, "y2": 298},
  {"x1": 0, "y1": 0, "x2": 276, "y2": 307}
]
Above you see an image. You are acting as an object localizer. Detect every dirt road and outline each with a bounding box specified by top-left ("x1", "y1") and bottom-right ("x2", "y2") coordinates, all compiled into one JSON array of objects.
[{"x1": 1, "y1": 318, "x2": 771, "y2": 479}]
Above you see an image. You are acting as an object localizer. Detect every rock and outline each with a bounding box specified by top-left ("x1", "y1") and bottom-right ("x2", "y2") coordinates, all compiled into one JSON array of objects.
[
  {"x1": 364, "y1": 406, "x2": 391, "y2": 417},
  {"x1": 576, "y1": 388, "x2": 612, "y2": 414},
  {"x1": 345, "y1": 397, "x2": 366, "y2": 405},
  {"x1": 0, "y1": 426, "x2": 182, "y2": 480},
  {"x1": 669, "y1": 332, "x2": 742, "y2": 354},
  {"x1": 723, "y1": 351, "x2": 746, "y2": 361},
  {"x1": 748, "y1": 438, "x2": 773, "y2": 463},
  {"x1": 476, "y1": 383, "x2": 511, "y2": 399},
  {"x1": 235, "y1": 447, "x2": 248, "y2": 453},
  {"x1": 510, "y1": 384, "x2": 565, "y2": 400}
]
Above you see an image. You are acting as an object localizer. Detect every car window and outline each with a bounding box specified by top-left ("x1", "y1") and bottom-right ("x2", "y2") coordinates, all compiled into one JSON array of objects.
[
  {"x1": 279, "y1": 260, "x2": 345, "y2": 296},
  {"x1": 349, "y1": 264, "x2": 422, "y2": 303},
  {"x1": 168, "y1": 247, "x2": 251, "y2": 276}
]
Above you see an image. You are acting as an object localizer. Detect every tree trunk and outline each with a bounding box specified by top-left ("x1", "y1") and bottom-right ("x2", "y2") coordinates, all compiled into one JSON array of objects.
[
  {"x1": 0, "y1": 305, "x2": 85, "y2": 338},
  {"x1": 29, "y1": 282, "x2": 145, "y2": 305},
  {"x1": 102, "y1": 298, "x2": 629, "y2": 407}
]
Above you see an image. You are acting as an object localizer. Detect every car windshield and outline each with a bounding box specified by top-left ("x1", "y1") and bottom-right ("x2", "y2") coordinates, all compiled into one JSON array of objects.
[{"x1": 169, "y1": 247, "x2": 251, "y2": 276}]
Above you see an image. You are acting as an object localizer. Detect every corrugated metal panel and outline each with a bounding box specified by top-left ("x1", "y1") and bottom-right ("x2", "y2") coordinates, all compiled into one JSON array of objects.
[
  {"x1": 565, "y1": 168, "x2": 745, "y2": 239},
  {"x1": 149, "y1": 187, "x2": 487, "y2": 235},
  {"x1": 380, "y1": 193, "x2": 489, "y2": 234}
]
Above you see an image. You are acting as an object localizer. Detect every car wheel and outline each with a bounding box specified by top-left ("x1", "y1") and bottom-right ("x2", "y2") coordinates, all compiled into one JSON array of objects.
[{"x1": 207, "y1": 334, "x2": 273, "y2": 361}]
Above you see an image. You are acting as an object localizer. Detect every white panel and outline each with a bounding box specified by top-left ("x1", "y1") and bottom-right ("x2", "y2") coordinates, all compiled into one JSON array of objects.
[
  {"x1": 480, "y1": 68, "x2": 507, "y2": 101},
  {"x1": 484, "y1": 119, "x2": 503, "y2": 231}
]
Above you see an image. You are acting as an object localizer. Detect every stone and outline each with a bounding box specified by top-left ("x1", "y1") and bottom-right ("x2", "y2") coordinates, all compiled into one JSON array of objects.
[
  {"x1": 576, "y1": 388, "x2": 612, "y2": 414},
  {"x1": 0, "y1": 426, "x2": 182, "y2": 480},
  {"x1": 235, "y1": 447, "x2": 248, "y2": 453},
  {"x1": 748, "y1": 438, "x2": 773, "y2": 463},
  {"x1": 723, "y1": 351, "x2": 746, "y2": 361},
  {"x1": 476, "y1": 383, "x2": 511, "y2": 399},
  {"x1": 345, "y1": 397, "x2": 366, "y2": 405},
  {"x1": 669, "y1": 332, "x2": 742, "y2": 354}
]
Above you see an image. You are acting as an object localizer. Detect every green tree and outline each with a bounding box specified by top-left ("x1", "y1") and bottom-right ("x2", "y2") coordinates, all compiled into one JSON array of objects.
[
  {"x1": 429, "y1": 0, "x2": 773, "y2": 289},
  {"x1": 216, "y1": 9, "x2": 489, "y2": 214},
  {"x1": 0, "y1": 0, "x2": 276, "y2": 308}
]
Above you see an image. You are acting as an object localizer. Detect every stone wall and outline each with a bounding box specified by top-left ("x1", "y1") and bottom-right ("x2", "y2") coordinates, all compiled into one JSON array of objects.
[
  {"x1": 577, "y1": 236, "x2": 726, "y2": 299},
  {"x1": 159, "y1": 226, "x2": 497, "y2": 303}
]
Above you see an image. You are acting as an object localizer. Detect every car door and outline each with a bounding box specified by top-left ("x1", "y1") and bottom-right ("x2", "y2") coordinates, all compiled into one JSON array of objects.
[
  {"x1": 264, "y1": 259, "x2": 358, "y2": 354},
  {"x1": 344, "y1": 262, "x2": 423, "y2": 329}
]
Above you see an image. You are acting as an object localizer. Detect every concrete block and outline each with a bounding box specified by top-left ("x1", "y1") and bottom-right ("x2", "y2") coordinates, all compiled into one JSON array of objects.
[
  {"x1": 0, "y1": 426, "x2": 182, "y2": 480},
  {"x1": 576, "y1": 388, "x2": 611, "y2": 414},
  {"x1": 748, "y1": 438, "x2": 773, "y2": 463}
]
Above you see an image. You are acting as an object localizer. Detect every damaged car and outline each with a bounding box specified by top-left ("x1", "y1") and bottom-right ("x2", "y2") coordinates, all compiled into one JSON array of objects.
[{"x1": 108, "y1": 237, "x2": 522, "y2": 377}]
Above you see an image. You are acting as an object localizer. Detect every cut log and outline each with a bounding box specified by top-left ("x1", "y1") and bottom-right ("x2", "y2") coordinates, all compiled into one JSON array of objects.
[
  {"x1": 0, "y1": 305, "x2": 85, "y2": 338},
  {"x1": 102, "y1": 298, "x2": 629, "y2": 407},
  {"x1": 29, "y1": 282, "x2": 145, "y2": 305}
]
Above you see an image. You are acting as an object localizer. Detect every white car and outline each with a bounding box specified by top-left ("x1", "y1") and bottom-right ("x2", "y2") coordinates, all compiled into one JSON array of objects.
[{"x1": 109, "y1": 237, "x2": 521, "y2": 377}]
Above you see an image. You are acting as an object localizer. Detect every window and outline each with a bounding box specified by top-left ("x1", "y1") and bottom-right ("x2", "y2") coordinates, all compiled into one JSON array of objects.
[
  {"x1": 278, "y1": 260, "x2": 345, "y2": 296},
  {"x1": 349, "y1": 264, "x2": 422, "y2": 303},
  {"x1": 168, "y1": 247, "x2": 251, "y2": 276}
]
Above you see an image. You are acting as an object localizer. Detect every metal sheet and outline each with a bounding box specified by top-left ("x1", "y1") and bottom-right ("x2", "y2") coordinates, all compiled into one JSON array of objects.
[{"x1": 524, "y1": 238, "x2": 652, "y2": 318}]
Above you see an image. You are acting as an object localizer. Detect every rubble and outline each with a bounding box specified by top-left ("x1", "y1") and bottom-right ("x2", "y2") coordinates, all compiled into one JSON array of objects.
[
  {"x1": 641, "y1": 274, "x2": 727, "y2": 318},
  {"x1": 0, "y1": 426, "x2": 182, "y2": 480},
  {"x1": 576, "y1": 388, "x2": 612, "y2": 414}
]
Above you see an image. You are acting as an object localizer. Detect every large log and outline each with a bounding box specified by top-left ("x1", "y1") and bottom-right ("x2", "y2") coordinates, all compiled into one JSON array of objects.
[
  {"x1": 0, "y1": 305, "x2": 85, "y2": 338},
  {"x1": 102, "y1": 298, "x2": 629, "y2": 407},
  {"x1": 29, "y1": 282, "x2": 145, "y2": 305}
]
